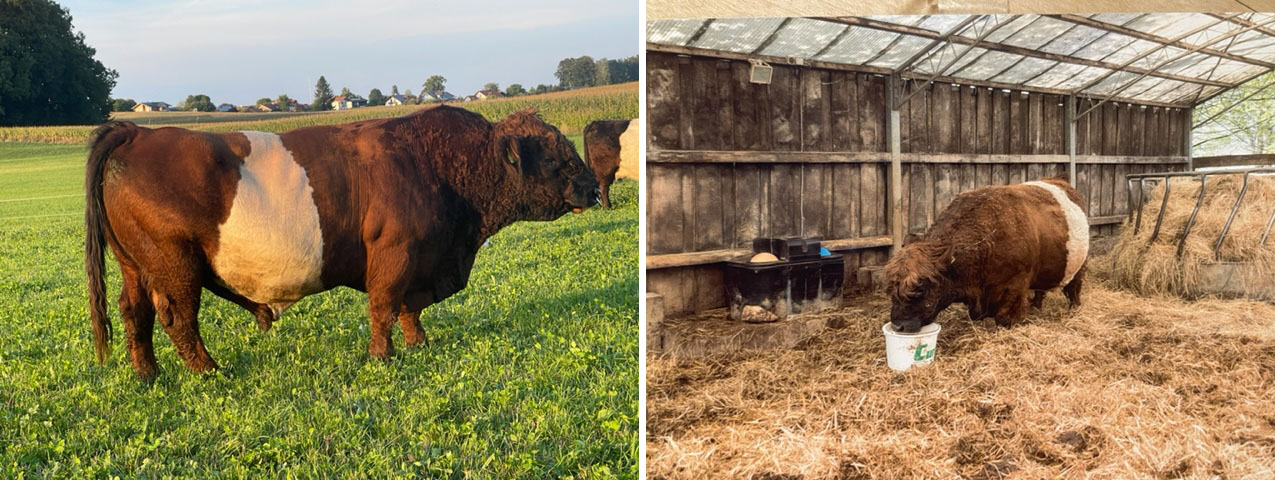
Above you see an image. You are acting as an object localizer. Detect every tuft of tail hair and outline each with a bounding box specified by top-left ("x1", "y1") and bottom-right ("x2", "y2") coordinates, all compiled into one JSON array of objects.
[{"x1": 85, "y1": 121, "x2": 136, "y2": 364}]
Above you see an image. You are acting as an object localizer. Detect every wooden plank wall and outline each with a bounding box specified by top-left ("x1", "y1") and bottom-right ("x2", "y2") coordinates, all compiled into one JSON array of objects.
[{"x1": 646, "y1": 52, "x2": 1189, "y2": 315}]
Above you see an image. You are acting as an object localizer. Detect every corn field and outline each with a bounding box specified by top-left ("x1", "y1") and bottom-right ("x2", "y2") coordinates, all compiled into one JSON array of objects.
[{"x1": 0, "y1": 83, "x2": 637, "y2": 144}]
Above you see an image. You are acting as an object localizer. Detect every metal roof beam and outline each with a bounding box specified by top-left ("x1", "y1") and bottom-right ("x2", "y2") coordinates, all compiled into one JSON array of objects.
[
  {"x1": 685, "y1": 19, "x2": 715, "y2": 47},
  {"x1": 1071, "y1": 13, "x2": 1242, "y2": 95},
  {"x1": 895, "y1": 15, "x2": 984, "y2": 73},
  {"x1": 1075, "y1": 14, "x2": 1275, "y2": 118},
  {"x1": 1210, "y1": 12, "x2": 1275, "y2": 38},
  {"x1": 817, "y1": 16, "x2": 1232, "y2": 88},
  {"x1": 749, "y1": 18, "x2": 792, "y2": 55},
  {"x1": 1048, "y1": 14, "x2": 1275, "y2": 70}
]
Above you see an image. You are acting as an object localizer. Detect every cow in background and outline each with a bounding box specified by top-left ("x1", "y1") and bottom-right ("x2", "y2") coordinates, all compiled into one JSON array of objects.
[{"x1": 583, "y1": 119, "x2": 637, "y2": 208}]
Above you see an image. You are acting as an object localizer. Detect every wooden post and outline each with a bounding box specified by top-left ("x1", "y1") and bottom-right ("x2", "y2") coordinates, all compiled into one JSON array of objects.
[
  {"x1": 1066, "y1": 95, "x2": 1077, "y2": 185},
  {"x1": 1185, "y1": 106, "x2": 1194, "y2": 171},
  {"x1": 888, "y1": 75, "x2": 904, "y2": 254}
]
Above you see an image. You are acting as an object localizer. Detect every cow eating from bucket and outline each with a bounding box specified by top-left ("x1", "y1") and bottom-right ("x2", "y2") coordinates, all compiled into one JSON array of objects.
[
  {"x1": 84, "y1": 106, "x2": 599, "y2": 380},
  {"x1": 884, "y1": 178, "x2": 1089, "y2": 333}
]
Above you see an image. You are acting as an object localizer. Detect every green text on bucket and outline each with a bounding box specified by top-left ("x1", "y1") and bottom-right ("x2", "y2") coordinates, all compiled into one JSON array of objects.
[{"x1": 913, "y1": 344, "x2": 935, "y2": 362}]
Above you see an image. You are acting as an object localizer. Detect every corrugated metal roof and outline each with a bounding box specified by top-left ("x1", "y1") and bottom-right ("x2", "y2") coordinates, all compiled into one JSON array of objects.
[{"x1": 647, "y1": 12, "x2": 1275, "y2": 106}]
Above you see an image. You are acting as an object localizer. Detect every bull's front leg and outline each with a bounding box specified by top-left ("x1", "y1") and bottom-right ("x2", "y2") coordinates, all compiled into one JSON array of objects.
[
  {"x1": 992, "y1": 279, "x2": 1032, "y2": 328},
  {"x1": 398, "y1": 306, "x2": 428, "y2": 347},
  {"x1": 365, "y1": 245, "x2": 414, "y2": 360}
]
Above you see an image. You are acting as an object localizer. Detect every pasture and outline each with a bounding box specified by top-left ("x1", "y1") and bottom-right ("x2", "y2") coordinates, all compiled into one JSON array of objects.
[{"x1": 0, "y1": 139, "x2": 638, "y2": 477}]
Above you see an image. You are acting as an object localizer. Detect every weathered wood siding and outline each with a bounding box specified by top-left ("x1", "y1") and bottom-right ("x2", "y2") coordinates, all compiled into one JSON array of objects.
[{"x1": 646, "y1": 52, "x2": 1189, "y2": 315}]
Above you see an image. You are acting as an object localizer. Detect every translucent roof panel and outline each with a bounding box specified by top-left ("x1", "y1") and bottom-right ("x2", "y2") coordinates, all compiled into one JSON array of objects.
[
  {"x1": 692, "y1": 18, "x2": 786, "y2": 53},
  {"x1": 647, "y1": 12, "x2": 1275, "y2": 106},
  {"x1": 647, "y1": 19, "x2": 706, "y2": 45},
  {"x1": 817, "y1": 27, "x2": 900, "y2": 64},
  {"x1": 757, "y1": 17, "x2": 845, "y2": 58}
]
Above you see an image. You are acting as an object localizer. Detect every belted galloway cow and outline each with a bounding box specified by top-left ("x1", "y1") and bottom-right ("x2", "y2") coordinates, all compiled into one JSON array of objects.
[
  {"x1": 85, "y1": 106, "x2": 598, "y2": 379},
  {"x1": 884, "y1": 177, "x2": 1089, "y2": 333}
]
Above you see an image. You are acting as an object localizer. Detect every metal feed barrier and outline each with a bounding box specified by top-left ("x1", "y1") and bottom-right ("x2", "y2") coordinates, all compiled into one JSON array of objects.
[{"x1": 1126, "y1": 166, "x2": 1275, "y2": 260}]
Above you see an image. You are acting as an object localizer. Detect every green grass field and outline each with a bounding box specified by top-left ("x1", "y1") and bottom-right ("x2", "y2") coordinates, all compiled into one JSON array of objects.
[{"x1": 0, "y1": 141, "x2": 638, "y2": 478}]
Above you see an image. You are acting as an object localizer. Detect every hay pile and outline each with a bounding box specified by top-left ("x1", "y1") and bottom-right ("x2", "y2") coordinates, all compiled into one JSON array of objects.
[
  {"x1": 1103, "y1": 174, "x2": 1275, "y2": 299},
  {"x1": 647, "y1": 284, "x2": 1275, "y2": 479}
]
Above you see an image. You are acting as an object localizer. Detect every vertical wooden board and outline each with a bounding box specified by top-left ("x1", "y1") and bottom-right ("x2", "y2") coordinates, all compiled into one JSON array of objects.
[
  {"x1": 830, "y1": 164, "x2": 860, "y2": 239},
  {"x1": 1130, "y1": 106, "x2": 1145, "y2": 157},
  {"x1": 1041, "y1": 94, "x2": 1063, "y2": 154},
  {"x1": 714, "y1": 60, "x2": 734, "y2": 150},
  {"x1": 1115, "y1": 104, "x2": 1129, "y2": 156},
  {"x1": 801, "y1": 69, "x2": 828, "y2": 151},
  {"x1": 860, "y1": 163, "x2": 884, "y2": 236},
  {"x1": 958, "y1": 163, "x2": 975, "y2": 194},
  {"x1": 770, "y1": 66, "x2": 798, "y2": 151},
  {"x1": 1102, "y1": 163, "x2": 1115, "y2": 217},
  {"x1": 900, "y1": 163, "x2": 912, "y2": 234},
  {"x1": 992, "y1": 163, "x2": 1009, "y2": 185},
  {"x1": 934, "y1": 164, "x2": 956, "y2": 213},
  {"x1": 646, "y1": 53, "x2": 681, "y2": 150},
  {"x1": 647, "y1": 165, "x2": 683, "y2": 254},
  {"x1": 909, "y1": 83, "x2": 931, "y2": 153},
  {"x1": 676, "y1": 56, "x2": 696, "y2": 150},
  {"x1": 1075, "y1": 101, "x2": 1089, "y2": 155},
  {"x1": 1146, "y1": 108, "x2": 1162, "y2": 157},
  {"x1": 977, "y1": 163, "x2": 992, "y2": 188},
  {"x1": 692, "y1": 266, "x2": 726, "y2": 312},
  {"x1": 758, "y1": 164, "x2": 773, "y2": 237},
  {"x1": 1102, "y1": 102, "x2": 1119, "y2": 156},
  {"x1": 859, "y1": 74, "x2": 885, "y2": 152},
  {"x1": 689, "y1": 59, "x2": 717, "y2": 150},
  {"x1": 1027, "y1": 163, "x2": 1043, "y2": 182},
  {"x1": 1010, "y1": 163, "x2": 1027, "y2": 185},
  {"x1": 1085, "y1": 102, "x2": 1102, "y2": 155},
  {"x1": 732, "y1": 166, "x2": 762, "y2": 248},
  {"x1": 768, "y1": 163, "x2": 801, "y2": 237},
  {"x1": 959, "y1": 86, "x2": 977, "y2": 154},
  {"x1": 731, "y1": 62, "x2": 756, "y2": 151},
  {"x1": 681, "y1": 165, "x2": 698, "y2": 250},
  {"x1": 693, "y1": 165, "x2": 725, "y2": 251},
  {"x1": 976, "y1": 87, "x2": 992, "y2": 154},
  {"x1": 932, "y1": 83, "x2": 955, "y2": 154},
  {"x1": 1087, "y1": 164, "x2": 1103, "y2": 216},
  {"x1": 992, "y1": 89, "x2": 1009, "y2": 154},
  {"x1": 1113, "y1": 163, "x2": 1129, "y2": 217},
  {"x1": 829, "y1": 72, "x2": 854, "y2": 151},
  {"x1": 1028, "y1": 92, "x2": 1044, "y2": 154},
  {"x1": 1171, "y1": 109, "x2": 1185, "y2": 156},
  {"x1": 909, "y1": 163, "x2": 933, "y2": 234},
  {"x1": 1009, "y1": 91, "x2": 1026, "y2": 154},
  {"x1": 800, "y1": 164, "x2": 830, "y2": 238}
]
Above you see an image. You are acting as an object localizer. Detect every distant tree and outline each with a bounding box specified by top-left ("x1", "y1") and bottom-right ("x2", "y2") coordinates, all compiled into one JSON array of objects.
[
  {"x1": 1196, "y1": 70, "x2": 1275, "y2": 155},
  {"x1": 110, "y1": 98, "x2": 136, "y2": 112},
  {"x1": 312, "y1": 76, "x2": 334, "y2": 111},
  {"x1": 423, "y1": 75, "x2": 446, "y2": 95},
  {"x1": 368, "y1": 88, "x2": 385, "y2": 106},
  {"x1": 505, "y1": 84, "x2": 526, "y2": 96},
  {"x1": 483, "y1": 82, "x2": 499, "y2": 92},
  {"x1": 404, "y1": 88, "x2": 414, "y2": 98},
  {"x1": 595, "y1": 56, "x2": 639, "y2": 85},
  {"x1": 0, "y1": 0, "x2": 118, "y2": 125},
  {"x1": 555, "y1": 56, "x2": 596, "y2": 89},
  {"x1": 256, "y1": 97, "x2": 272, "y2": 106},
  {"x1": 276, "y1": 94, "x2": 291, "y2": 110},
  {"x1": 339, "y1": 87, "x2": 354, "y2": 99},
  {"x1": 391, "y1": 84, "x2": 399, "y2": 95},
  {"x1": 178, "y1": 94, "x2": 215, "y2": 112},
  {"x1": 216, "y1": 103, "x2": 236, "y2": 112}
]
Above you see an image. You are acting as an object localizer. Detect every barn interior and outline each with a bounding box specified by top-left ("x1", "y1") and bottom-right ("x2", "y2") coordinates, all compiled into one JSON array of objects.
[{"x1": 644, "y1": 2, "x2": 1275, "y2": 478}]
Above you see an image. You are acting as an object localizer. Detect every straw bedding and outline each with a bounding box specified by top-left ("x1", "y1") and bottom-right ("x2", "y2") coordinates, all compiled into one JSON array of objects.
[
  {"x1": 1104, "y1": 174, "x2": 1275, "y2": 299},
  {"x1": 647, "y1": 282, "x2": 1275, "y2": 479}
]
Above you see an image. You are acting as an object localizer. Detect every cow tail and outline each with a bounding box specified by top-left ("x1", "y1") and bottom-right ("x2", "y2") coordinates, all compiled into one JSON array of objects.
[{"x1": 85, "y1": 121, "x2": 135, "y2": 364}]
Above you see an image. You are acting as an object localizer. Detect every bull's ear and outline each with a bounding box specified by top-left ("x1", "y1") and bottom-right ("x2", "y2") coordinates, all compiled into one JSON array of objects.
[{"x1": 498, "y1": 135, "x2": 544, "y2": 174}]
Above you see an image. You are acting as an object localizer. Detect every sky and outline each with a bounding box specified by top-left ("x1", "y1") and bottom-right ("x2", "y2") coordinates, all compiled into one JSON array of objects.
[{"x1": 61, "y1": 0, "x2": 638, "y2": 106}]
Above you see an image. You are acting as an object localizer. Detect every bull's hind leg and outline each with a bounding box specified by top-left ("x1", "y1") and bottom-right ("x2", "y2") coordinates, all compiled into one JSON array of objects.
[
  {"x1": 118, "y1": 264, "x2": 159, "y2": 380},
  {"x1": 154, "y1": 273, "x2": 218, "y2": 373},
  {"x1": 598, "y1": 178, "x2": 612, "y2": 209},
  {"x1": 398, "y1": 306, "x2": 428, "y2": 347},
  {"x1": 1064, "y1": 265, "x2": 1086, "y2": 308}
]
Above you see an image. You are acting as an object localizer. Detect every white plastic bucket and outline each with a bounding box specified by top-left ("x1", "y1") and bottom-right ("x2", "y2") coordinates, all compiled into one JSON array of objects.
[{"x1": 882, "y1": 322, "x2": 942, "y2": 371}]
